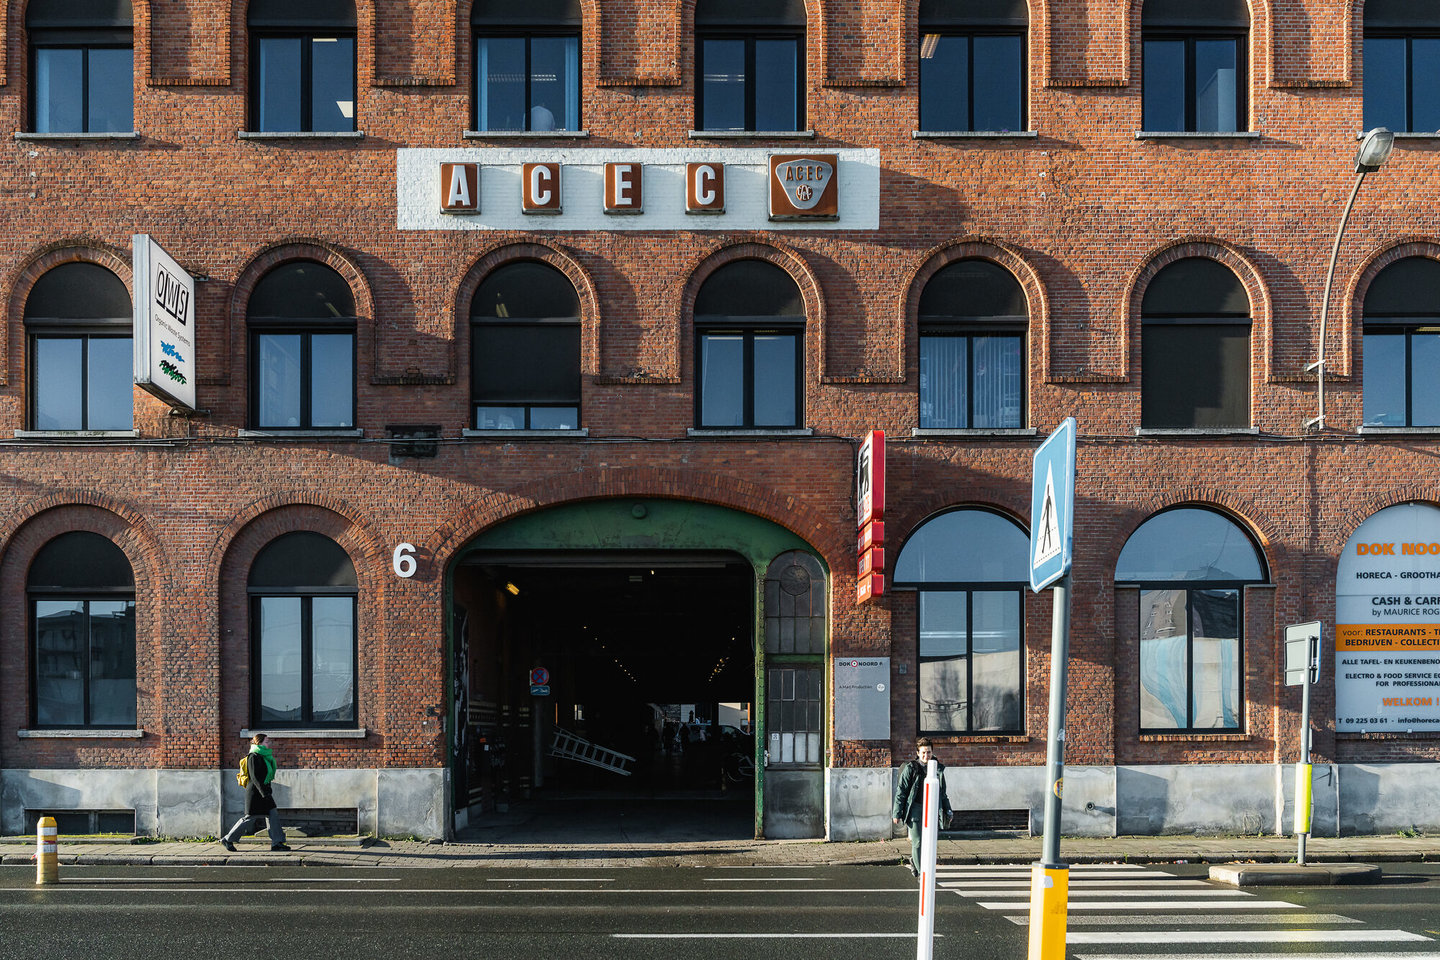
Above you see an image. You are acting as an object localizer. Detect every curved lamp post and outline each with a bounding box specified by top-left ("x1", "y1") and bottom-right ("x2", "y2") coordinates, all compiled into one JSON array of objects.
[{"x1": 1305, "y1": 127, "x2": 1395, "y2": 432}]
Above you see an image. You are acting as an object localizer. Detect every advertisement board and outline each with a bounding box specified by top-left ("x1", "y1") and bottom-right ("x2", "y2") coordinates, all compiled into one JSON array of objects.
[
  {"x1": 1335, "y1": 503, "x2": 1440, "y2": 731},
  {"x1": 132, "y1": 234, "x2": 197, "y2": 411}
]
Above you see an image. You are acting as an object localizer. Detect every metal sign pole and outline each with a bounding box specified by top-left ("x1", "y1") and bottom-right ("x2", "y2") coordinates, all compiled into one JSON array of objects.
[
  {"x1": 915, "y1": 759, "x2": 940, "y2": 960},
  {"x1": 1297, "y1": 660, "x2": 1313, "y2": 866},
  {"x1": 1029, "y1": 572, "x2": 1072, "y2": 960}
]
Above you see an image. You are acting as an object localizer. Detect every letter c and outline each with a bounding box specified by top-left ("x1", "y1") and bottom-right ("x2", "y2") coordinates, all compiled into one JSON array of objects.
[
  {"x1": 696, "y1": 165, "x2": 717, "y2": 205},
  {"x1": 531, "y1": 165, "x2": 553, "y2": 206}
]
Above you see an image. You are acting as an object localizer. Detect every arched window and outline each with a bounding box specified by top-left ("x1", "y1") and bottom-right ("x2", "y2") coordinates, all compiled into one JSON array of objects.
[
  {"x1": 472, "y1": 0, "x2": 581, "y2": 132},
  {"x1": 918, "y1": 259, "x2": 1027, "y2": 429},
  {"x1": 893, "y1": 508, "x2": 1028, "y2": 734},
  {"x1": 694, "y1": 260, "x2": 804, "y2": 429},
  {"x1": 1116, "y1": 507, "x2": 1266, "y2": 732},
  {"x1": 1141, "y1": 257, "x2": 1251, "y2": 429},
  {"x1": 1364, "y1": 1, "x2": 1440, "y2": 133},
  {"x1": 247, "y1": 261, "x2": 357, "y2": 430},
  {"x1": 763, "y1": 551, "x2": 826, "y2": 764},
  {"x1": 1141, "y1": 0, "x2": 1247, "y2": 133},
  {"x1": 29, "y1": 532, "x2": 137, "y2": 727},
  {"x1": 695, "y1": 0, "x2": 806, "y2": 132},
  {"x1": 248, "y1": 0, "x2": 356, "y2": 133},
  {"x1": 28, "y1": 0, "x2": 133, "y2": 134},
  {"x1": 249, "y1": 532, "x2": 358, "y2": 726},
  {"x1": 1362, "y1": 257, "x2": 1440, "y2": 427},
  {"x1": 470, "y1": 261, "x2": 581, "y2": 430},
  {"x1": 25, "y1": 262, "x2": 134, "y2": 431},
  {"x1": 918, "y1": 0, "x2": 1026, "y2": 133}
]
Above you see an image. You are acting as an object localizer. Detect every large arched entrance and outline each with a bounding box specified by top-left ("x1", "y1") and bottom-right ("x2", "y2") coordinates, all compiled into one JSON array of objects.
[{"x1": 445, "y1": 498, "x2": 828, "y2": 840}]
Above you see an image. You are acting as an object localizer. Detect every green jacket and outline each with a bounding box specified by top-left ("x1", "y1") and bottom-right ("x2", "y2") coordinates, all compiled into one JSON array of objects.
[{"x1": 893, "y1": 759, "x2": 952, "y2": 826}]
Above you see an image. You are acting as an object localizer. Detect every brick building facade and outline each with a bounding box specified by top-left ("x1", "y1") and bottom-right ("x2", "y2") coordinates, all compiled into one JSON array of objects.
[{"x1": 2, "y1": 0, "x2": 1439, "y2": 841}]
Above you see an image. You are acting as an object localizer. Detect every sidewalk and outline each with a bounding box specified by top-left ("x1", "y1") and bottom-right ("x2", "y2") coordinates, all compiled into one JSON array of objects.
[{"x1": 4, "y1": 832, "x2": 1439, "y2": 869}]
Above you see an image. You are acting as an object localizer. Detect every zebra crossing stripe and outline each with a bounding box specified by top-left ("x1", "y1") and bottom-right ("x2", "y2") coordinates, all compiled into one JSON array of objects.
[
  {"x1": 1068, "y1": 930, "x2": 1431, "y2": 945},
  {"x1": 1005, "y1": 912, "x2": 1361, "y2": 926},
  {"x1": 940, "y1": 878, "x2": 1211, "y2": 889},
  {"x1": 937, "y1": 870, "x2": 1164, "y2": 880},
  {"x1": 978, "y1": 899, "x2": 1303, "y2": 911},
  {"x1": 1076, "y1": 954, "x2": 1440, "y2": 960},
  {"x1": 954, "y1": 888, "x2": 1253, "y2": 898}
]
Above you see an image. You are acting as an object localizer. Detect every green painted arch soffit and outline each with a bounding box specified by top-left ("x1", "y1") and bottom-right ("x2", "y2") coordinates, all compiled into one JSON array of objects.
[{"x1": 455, "y1": 498, "x2": 825, "y2": 573}]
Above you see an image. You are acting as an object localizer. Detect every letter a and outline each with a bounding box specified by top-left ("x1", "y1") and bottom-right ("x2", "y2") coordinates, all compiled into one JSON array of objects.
[{"x1": 448, "y1": 167, "x2": 471, "y2": 207}]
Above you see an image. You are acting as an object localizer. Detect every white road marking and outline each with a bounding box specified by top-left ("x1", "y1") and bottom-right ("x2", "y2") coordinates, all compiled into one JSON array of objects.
[
  {"x1": 978, "y1": 899, "x2": 1303, "y2": 911},
  {"x1": 613, "y1": 933, "x2": 940, "y2": 939},
  {"x1": 939, "y1": 878, "x2": 1209, "y2": 888},
  {"x1": 1077, "y1": 954, "x2": 1440, "y2": 960},
  {"x1": 1006, "y1": 912, "x2": 1361, "y2": 926},
  {"x1": 953, "y1": 888, "x2": 1251, "y2": 898},
  {"x1": 487, "y1": 878, "x2": 614, "y2": 882},
  {"x1": 937, "y1": 870, "x2": 1165, "y2": 880},
  {"x1": 703, "y1": 877, "x2": 822, "y2": 881},
  {"x1": 1069, "y1": 930, "x2": 1431, "y2": 945}
]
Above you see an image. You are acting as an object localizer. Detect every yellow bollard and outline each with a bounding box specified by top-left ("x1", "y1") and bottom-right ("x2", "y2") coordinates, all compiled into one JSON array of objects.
[
  {"x1": 35, "y1": 816, "x2": 58, "y2": 885},
  {"x1": 1027, "y1": 864, "x2": 1069, "y2": 960}
]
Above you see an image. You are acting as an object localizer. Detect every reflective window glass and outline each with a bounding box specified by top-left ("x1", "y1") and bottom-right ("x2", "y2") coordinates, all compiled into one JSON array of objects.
[
  {"x1": 755, "y1": 39, "x2": 798, "y2": 131},
  {"x1": 310, "y1": 333, "x2": 355, "y2": 428},
  {"x1": 477, "y1": 37, "x2": 526, "y2": 130},
  {"x1": 1143, "y1": 32, "x2": 1243, "y2": 132},
  {"x1": 698, "y1": 36, "x2": 802, "y2": 131},
  {"x1": 1116, "y1": 507, "x2": 1265, "y2": 582},
  {"x1": 1364, "y1": 37, "x2": 1407, "y2": 131},
  {"x1": 919, "y1": 35, "x2": 968, "y2": 131},
  {"x1": 87, "y1": 336, "x2": 135, "y2": 431},
  {"x1": 972, "y1": 34, "x2": 1023, "y2": 131},
  {"x1": 252, "y1": 28, "x2": 355, "y2": 133},
  {"x1": 699, "y1": 333, "x2": 747, "y2": 427},
  {"x1": 470, "y1": 262, "x2": 581, "y2": 429},
  {"x1": 311, "y1": 37, "x2": 356, "y2": 131},
  {"x1": 249, "y1": 262, "x2": 356, "y2": 430},
  {"x1": 87, "y1": 47, "x2": 133, "y2": 133},
  {"x1": 753, "y1": 333, "x2": 798, "y2": 426},
  {"x1": 257, "y1": 333, "x2": 303, "y2": 428},
  {"x1": 258, "y1": 596, "x2": 303, "y2": 723},
  {"x1": 701, "y1": 39, "x2": 747, "y2": 131},
  {"x1": 257, "y1": 37, "x2": 303, "y2": 131},
  {"x1": 34, "y1": 338, "x2": 84, "y2": 430},
  {"x1": 34, "y1": 48, "x2": 83, "y2": 133},
  {"x1": 1414, "y1": 39, "x2": 1440, "y2": 132}
]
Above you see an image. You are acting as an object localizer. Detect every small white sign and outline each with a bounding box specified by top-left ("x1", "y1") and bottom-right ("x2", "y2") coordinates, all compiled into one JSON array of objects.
[{"x1": 132, "y1": 235, "x2": 197, "y2": 411}]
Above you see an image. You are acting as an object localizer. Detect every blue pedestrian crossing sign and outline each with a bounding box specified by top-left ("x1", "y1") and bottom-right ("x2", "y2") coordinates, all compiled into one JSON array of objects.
[{"x1": 1030, "y1": 417, "x2": 1076, "y2": 592}]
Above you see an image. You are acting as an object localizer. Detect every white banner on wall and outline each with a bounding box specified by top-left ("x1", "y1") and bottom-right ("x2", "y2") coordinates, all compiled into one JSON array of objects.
[
  {"x1": 132, "y1": 234, "x2": 197, "y2": 411},
  {"x1": 1335, "y1": 502, "x2": 1440, "y2": 731}
]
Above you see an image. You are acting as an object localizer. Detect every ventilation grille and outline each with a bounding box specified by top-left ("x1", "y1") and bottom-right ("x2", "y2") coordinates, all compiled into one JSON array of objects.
[{"x1": 947, "y1": 808, "x2": 1031, "y2": 833}]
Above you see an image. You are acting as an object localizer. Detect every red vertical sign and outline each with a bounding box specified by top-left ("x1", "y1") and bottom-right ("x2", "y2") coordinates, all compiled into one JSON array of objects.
[{"x1": 857, "y1": 430, "x2": 886, "y2": 603}]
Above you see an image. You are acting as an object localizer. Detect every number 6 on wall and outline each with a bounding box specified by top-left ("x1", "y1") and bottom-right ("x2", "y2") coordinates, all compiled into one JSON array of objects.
[{"x1": 393, "y1": 542, "x2": 417, "y2": 579}]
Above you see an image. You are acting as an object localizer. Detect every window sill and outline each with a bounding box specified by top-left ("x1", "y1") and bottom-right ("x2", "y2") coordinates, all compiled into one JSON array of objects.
[
  {"x1": 688, "y1": 129, "x2": 816, "y2": 139},
  {"x1": 1358, "y1": 425, "x2": 1440, "y2": 435},
  {"x1": 237, "y1": 429, "x2": 364, "y2": 439},
  {"x1": 19, "y1": 728, "x2": 143, "y2": 739},
  {"x1": 1137, "y1": 732, "x2": 1249, "y2": 741},
  {"x1": 240, "y1": 728, "x2": 367, "y2": 739},
  {"x1": 911, "y1": 427, "x2": 1037, "y2": 438},
  {"x1": 463, "y1": 129, "x2": 589, "y2": 139},
  {"x1": 686, "y1": 427, "x2": 815, "y2": 437},
  {"x1": 15, "y1": 132, "x2": 141, "y2": 142},
  {"x1": 923, "y1": 734, "x2": 1030, "y2": 743},
  {"x1": 237, "y1": 130, "x2": 365, "y2": 140},
  {"x1": 912, "y1": 130, "x2": 1037, "y2": 139},
  {"x1": 462, "y1": 428, "x2": 589, "y2": 438},
  {"x1": 1135, "y1": 130, "x2": 1260, "y2": 140},
  {"x1": 10, "y1": 430, "x2": 136, "y2": 440},
  {"x1": 1133, "y1": 427, "x2": 1258, "y2": 437}
]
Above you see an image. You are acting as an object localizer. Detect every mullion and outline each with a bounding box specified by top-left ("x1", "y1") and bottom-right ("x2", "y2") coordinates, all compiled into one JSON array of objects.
[
  {"x1": 524, "y1": 37, "x2": 533, "y2": 131},
  {"x1": 1406, "y1": 329, "x2": 1415, "y2": 426},
  {"x1": 965, "y1": 335, "x2": 976, "y2": 429},
  {"x1": 1184, "y1": 588, "x2": 1195, "y2": 729},
  {"x1": 1407, "y1": 37, "x2": 1415, "y2": 132},
  {"x1": 300, "y1": 596, "x2": 314, "y2": 723},
  {"x1": 743, "y1": 331, "x2": 756, "y2": 426},
  {"x1": 79, "y1": 337, "x2": 91, "y2": 430},
  {"x1": 301, "y1": 38, "x2": 313, "y2": 132},
  {"x1": 80, "y1": 602, "x2": 93, "y2": 725},
  {"x1": 745, "y1": 39, "x2": 757, "y2": 131},
  {"x1": 1184, "y1": 38, "x2": 1196, "y2": 132},
  {"x1": 966, "y1": 36, "x2": 976, "y2": 132},
  {"x1": 964, "y1": 589, "x2": 974, "y2": 731},
  {"x1": 80, "y1": 49, "x2": 92, "y2": 132},
  {"x1": 300, "y1": 333, "x2": 313, "y2": 427}
]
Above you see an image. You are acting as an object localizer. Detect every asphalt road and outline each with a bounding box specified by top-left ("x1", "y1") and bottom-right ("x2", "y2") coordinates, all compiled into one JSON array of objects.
[{"x1": 2, "y1": 861, "x2": 1440, "y2": 960}]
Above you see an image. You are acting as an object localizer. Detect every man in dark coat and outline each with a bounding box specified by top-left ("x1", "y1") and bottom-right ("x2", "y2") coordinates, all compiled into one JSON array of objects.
[
  {"x1": 220, "y1": 733, "x2": 291, "y2": 851},
  {"x1": 892, "y1": 737, "x2": 952, "y2": 877}
]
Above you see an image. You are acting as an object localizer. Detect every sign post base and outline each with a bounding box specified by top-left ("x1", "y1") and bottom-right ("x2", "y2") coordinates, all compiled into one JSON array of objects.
[{"x1": 1027, "y1": 863, "x2": 1068, "y2": 960}]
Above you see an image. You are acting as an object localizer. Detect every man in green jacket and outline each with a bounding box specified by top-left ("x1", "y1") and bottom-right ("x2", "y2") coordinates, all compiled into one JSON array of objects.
[
  {"x1": 220, "y1": 733, "x2": 291, "y2": 852},
  {"x1": 892, "y1": 737, "x2": 952, "y2": 876}
]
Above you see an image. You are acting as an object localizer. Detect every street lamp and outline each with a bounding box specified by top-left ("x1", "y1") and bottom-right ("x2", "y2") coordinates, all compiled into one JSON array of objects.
[{"x1": 1306, "y1": 127, "x2": 1395, "y2": 432}]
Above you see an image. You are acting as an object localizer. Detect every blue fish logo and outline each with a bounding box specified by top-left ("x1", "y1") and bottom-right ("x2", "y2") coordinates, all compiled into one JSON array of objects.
[{"x1": 160, "y1": 341, "x2": 186, "y2": 364}]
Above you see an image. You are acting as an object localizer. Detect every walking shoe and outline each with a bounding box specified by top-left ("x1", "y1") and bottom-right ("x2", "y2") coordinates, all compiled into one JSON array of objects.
[
  {"x1": 910, "y1": 864, "x2": 919, "y2": 877},
  {"x1": 271, "y1": 843, "x2": 292, "y2": 851},
  {"x1": 220, "y1": 839, "x2": 236, "y2": 852}
]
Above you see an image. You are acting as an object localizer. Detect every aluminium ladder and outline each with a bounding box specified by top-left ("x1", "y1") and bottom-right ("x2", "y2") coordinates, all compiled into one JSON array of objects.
[{"x1": 550, "y1": 727, "x2": 636, "y2": 776}]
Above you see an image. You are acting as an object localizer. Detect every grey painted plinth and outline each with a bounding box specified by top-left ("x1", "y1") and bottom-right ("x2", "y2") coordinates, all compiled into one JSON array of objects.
[{"x1": 1209, "y1": 862, "x2": 1382, "y2": 885}]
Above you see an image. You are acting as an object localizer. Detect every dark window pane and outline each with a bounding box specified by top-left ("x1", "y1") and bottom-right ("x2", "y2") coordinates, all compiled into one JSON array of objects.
[
  {"x1": 1139, "y1": 588, "x2": 1188, "y2": 729},
  {"x1": 35, "y1": 600, "x2": 85, "y2": 726},
  {"x1": 971, "y1": 590, "x2": 1020, "y2": 731},
  {"x1": 919, "y1": 335, "x2": 967, "y2": 428},
  {"x1": 701, "y1": 39, "x2": 746, "y2": 131},
  {"x1": 471, "y1": 324, "x2": 580, "y2": 403},
  {"x1": 1413, "y1": 331, "x2": 1440, "y2": 426},
  {"x1": 1194, "y1": 39, "x2": 1238, "y2": 132},
  {"x1": 258, "y1": 596, "x2": 303, "y2": 723},
  {"x1": 1362, "y1": 331, "x2": 1406, "y2": 426},
  {"x1": 88, "y1": 599, "x2": 136, "y2": 726},
  {"x1": 257, "y1": 37, "x2": 303, "y2": 131},
  {"x1": 755, "y1": 38, "x2": 798, "y2": 130},
  {"x1": 753, "y1": 332, "x2": 797, "y2": 426},
  {"x1": 87, "y1": 47, "x2": 133, "y2": 132},
  {"x1": 919, "y1": 657, "x2": 968, "y2": 732},
  {"x1": 258, "y1": 333, "x2": 303, "y2": 427},
  {"x1": 35, "y1": 48, "x2": 83, "y2": 132},
  {"x1": 695, "y1": 260, "x2": 803, "y2": 316},
  {"x1": 1141, "y1": 324, "x2": 1249, "y2": 427},
  {"x1": 311, "y1": 37, "x2": 355, "y2": 131},
  {"x1": 30, "y1": 532, "x2": 133, "y2": 590},
  {"x1": 531, "y1": 36, "x2": 579, "y2": 131},
  {"x1": 1364, "y1": 37, "x2": 1407, "y2": 131},
  {"x1": 700, "y1": 333, "x2": 744, "y2": 426},
  {"x1": 1413, "y1": 39, "x2": 1440, "y2": 133},
  {"x1": 1116, "y1": 508, "x2": 1265, "y2": 582},
  {"x1": 920, "y1": 259, "x2": 1027, "y2": 319},
  {"x1": 972, "y1": 335, "x2": 1022, "y2": 428},
  {"x1": 86, "y1": 336, "x2": 133, "y2": 431},
  {"x1": 34, "y1": 337, "x2": 83, "y2": 430},
  {"x1": 1143, "y1": 39, "x2": 1185, "y2": 130},
  {"x1": 529, "y1": 406, "x2": 578, "y2": 429},
  {"x1": 1144, "y1": 258, "x2": 1248, "y2": 316},
  {"x1": 250, "y1": 261, "x2": 354, "y2": 320},
  {"x1": 311, "y1": 596, "x2": 355, "y2": 723},
  {"x1": 919, "y1": 591, "x2": 967, "y2": 657},
  {"x1": 972, "y1": 34, "x2": 1022, "y2": 131},
  {"x1": 309, "y1": 333, "x2": 354, "y2": 427},
  {"x1": 472, "y1": 262, "x2": 579, "y2": 319},
  {"x1": 27, "y1": 263, "x2": 131, "y2": 321},
  {"x1": 251, "y1": 532, "x2": 356, "y2": 588},
  {"x1": 1365, "y1": 256, "x2": 1440, "y2": 316},
  {"x1": 477, "y1": 37, "x2": 526, "y2": 130},
  {"x1": 919, "y1": 34, "x2": 968, "y2": 131}
]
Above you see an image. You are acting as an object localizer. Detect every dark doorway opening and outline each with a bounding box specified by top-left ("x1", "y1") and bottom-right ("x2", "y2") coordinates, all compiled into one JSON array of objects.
[{"x1": 451, "y1": 552, "x2": 757, "y2": 841}]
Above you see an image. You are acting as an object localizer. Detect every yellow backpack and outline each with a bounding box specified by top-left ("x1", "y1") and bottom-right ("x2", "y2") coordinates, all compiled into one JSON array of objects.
[{"x1": 236, "y1": 754, "x2": 251, "y2": 789}]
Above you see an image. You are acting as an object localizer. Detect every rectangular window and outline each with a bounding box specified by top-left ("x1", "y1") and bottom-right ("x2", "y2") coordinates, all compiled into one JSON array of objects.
[
  {"x1": 697, "y1": 36, "x2": 803, "y2": 132},
  {"x1": 255, "y1": 595, "x2": 356, "y2": 726},
  {"x1": 1363, "y1": 326, "x2": 1440, "y2": 427},
  {"x1": 253, "y1": 34, "x2": 356, "y2": 133},
  {"x1": 253, "y1": 330, "x2": 355, "y2": 429},
  {"x1": 32, "y1": 334, "x2": 134, "y2": 431},
  {"x1": 766, "y1": 666, "x2": 822, "y2": 764},
  {"x1": 1139, "y1": 588, "x2": 1241, "y2": 732},
  {"x1": 34, "y1": 598, "x2": 136, "y2": 727},
  {"x1": 919, "y1": 332, "x2": 1023, "y2": 428},
  {"x1": 919, "y1": 589, "x2": 1022, "y2": 734},
  {"x1": 33, "y1": 45, "x2": 133, "y2": 134},
  {"x1": 471, "y1": 321, "x2": 580, "y2": 429},
  {"x1": 919, "y1": 32, "x2": 1024, "y2": 132},
  {"x1": 697, "y1": 328, "x2": 802, "y2": 428},
  {"x1": 1141, "y1": 322, "x2": 1250, "y2": 428},
  {"x1": 1143, "y1": 35, "x2": 1243, "y2": 133},
  {"x1": 475, "y1": 34, "x2": 579, "y2": 132},
  {"x1": 1365, "y1": 35, "x2": 1440, "y2": 133}
]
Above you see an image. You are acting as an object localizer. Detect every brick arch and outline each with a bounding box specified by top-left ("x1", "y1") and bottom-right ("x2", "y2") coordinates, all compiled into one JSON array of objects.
[
  {"x1": 1339, "y1": 238, "x2": 1440, "y2": 380},
  {"x1": 890, "y1": 500, "x2": 1032, "y2": 574},
  {"x1": 902, "y1": 237, "x2": 1049, "y2": 397},
  {"x1": 4, "y1": 242, "x2": 134, "y2": 388},
  {"x1": 228, "y1": 240, "x2": 376, "y2": 394},
  {"x1": 1127, "y1": 0, "x2": 1272, "y2": 96},
  {"x1": 423, "y1": 467, "x2": 845, "y2": 574},
  {"x1": 675, "y1": 238, "x2": 825, "y2": 382},
  {"x1": 207, "y1": 491, "x2": 388, "y2": 586},
  {"x1": 451, "y1": 241, "x2": 602, "y2": 380},
  {"x1": 1335, "y1": 492, "x2": 1440, "y2": 558},
  {"x1": 1122, "y1": 237, "x2": 1273, "y2": 382},
  {"x1": 1103, "y1": 488, "x2": 1278, "y2": 584},
  {"x1": 0, "y1": 496, "x2": 165, "y2": 588}
]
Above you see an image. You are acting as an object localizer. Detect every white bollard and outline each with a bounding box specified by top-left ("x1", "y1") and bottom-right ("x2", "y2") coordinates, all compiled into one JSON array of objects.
[{"x1": 915, "y1": 759, "x2": 940, "y2": 960}]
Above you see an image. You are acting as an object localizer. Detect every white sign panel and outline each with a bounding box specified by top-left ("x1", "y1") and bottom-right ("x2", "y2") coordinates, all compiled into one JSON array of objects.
[
  {"x1": 132, "y1": 234, "x2": 197, "y2": 411},
  {"x1": 1335, "y1": 503, "x2": 1440, "y2": 731}
]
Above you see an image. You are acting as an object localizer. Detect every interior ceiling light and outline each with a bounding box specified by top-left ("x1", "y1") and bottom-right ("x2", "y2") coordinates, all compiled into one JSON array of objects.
[{"x1": 504, "y1": 582, "x2": 520, "y2": 595}]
